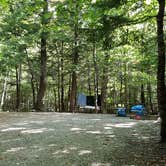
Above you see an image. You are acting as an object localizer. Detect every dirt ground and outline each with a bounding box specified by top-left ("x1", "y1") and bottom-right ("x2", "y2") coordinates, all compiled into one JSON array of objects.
[{"x1": 0, "y1": 112, "x2": 165, "y2": 166}]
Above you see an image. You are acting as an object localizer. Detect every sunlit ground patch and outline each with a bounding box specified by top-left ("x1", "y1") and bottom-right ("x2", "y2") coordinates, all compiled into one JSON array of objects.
[
  {"x1": 69, "y1": 146, "x2": 77, "y2": 150},
  {"x1": 104, "y1": 130, "x2": 114, "y2": 135},
  {"x1": 104, "y1": 122, "x2": 137, "y2": 128},
  {"x1": 132, "y1": 133, "x2": 139, "y2": 136},
  {"x1": 104, "y1": 127, "x2": 112, "y2": 130},
  {"x1": 0, "y1": 138, "x2": 21, "y2": 143},
  {"x1": 140, "y1": 136, "x2": 150, "y2": 140},
  {"x1": 106, "y1": 135, "x2": 115, "y2": 138},
  {"x1": 91, "y1": 163, "x2": 111, "y2": 166},
  {"x1": 1, "y1": 127, "x2": 26, "y2": 132},
  {"x1": 15, "y1": 122, "x2": 29, "y2": 126},
  {"x1": 90, "y1": 119, "x2": 101, "y2": 121},
  {"x1": 5, "y1": 147, "x2": 25, "y2": 153},
  {"x1": 21, "y1": 128, "x2": 47, "y2": 134},
  {"x1": 52, "y1": 120, "x2": 65, "y2": 123},
  {"x1": 70, "y1": 128, "x2": 86, "y2": 131},
  {"x1": 53, "y1": 149, "x2": 70, "y2": 155},
  {"x1": 28, "y1": 121, "x2": 44, "y2": 124},
  {"x1": 48, "y1": 144, "x2": 57, "y2": 147},
  {"x1": 78, "y1": 150, "x2": 92, "y2": 155},
  {"x1": 86, "y1": 131, "x2": 101, "y2": 134}
]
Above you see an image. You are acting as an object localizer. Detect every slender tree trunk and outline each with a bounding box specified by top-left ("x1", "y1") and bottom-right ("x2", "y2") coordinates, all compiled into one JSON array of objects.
[
  {"x1": 61, "y1": 42, "x2": 65, "y2": 112},
  {"x1": 67, "y1": 74, "x2": 72, "y2": 112},
  {"x1": 35, "y1": 0, "x2": 48, "y2": 111},
  {"x1": 53, "y1": 88, "x2": 57, "y2": 112},
  {"x1": 93, "y1": 41, "x2": 98, "y2": 113},
  {"x1": 26, "y1": 51, "x2": 36, "y2": 109},
  {"x1": 101, "y1": 52, "x2": 109, "y2": 113},
  {"x1": 87, "y1": 60, "x2": 92, "y2": 96},
  {"x1": 124, "y1": 63, "x2": 128, "y2": 109},
  {"x1": 58, "y1": 52, "x2": 61, "y2": 112},
  {"x1": 147, "y1": 81, "x2": 154, "y2": 114},
  {"x1": 157, "y1": 0, "x2": 166, "y2": 142},
  {"x1": 140, "y1": 84, "x2": 145, "y2": 106},
  {"x1": 0, "y1": 72, "x2": 9, "y2": 111},
  {"x1": 31, "y1": 74, "x2": 36, "y2": 109},
  {"x1": 15, "y1": 64, "x2": 21, "y2": 111},
  {"x1": 133, "y1": 87, "x2": 137, "y2": 105},
  {"x1": 113, "y1": 82, "x2": 116, "y2": 109},
  {"x1": 119, "y1": 72, "x2": 123, "y2": 106}
]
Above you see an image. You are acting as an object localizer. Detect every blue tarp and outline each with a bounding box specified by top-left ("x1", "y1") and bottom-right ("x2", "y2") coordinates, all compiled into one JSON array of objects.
[
  {"x1": 77, "y1": 93, "x2": 87, "y2": 106},
  {"x1": 130, "y1": 105, "x2": 145, "y2": 116},
  {"x1": 116, "y1": 108, "x2": 126, "y2": 117}
]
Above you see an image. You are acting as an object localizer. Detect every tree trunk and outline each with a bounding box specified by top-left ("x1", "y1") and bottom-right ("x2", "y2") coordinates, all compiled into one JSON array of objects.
[
  {"x1": 53, "y1": 88, "x2": 57, "y2": 112},
  {"x1": 87, "y1": 60, "x2": 92, "y2": 96},
  {"x1": 124, "y1": 63, "x2": 128, "y2": 110},
  {"x1": 70, "y1": 71, "x2": 77, "y2": 112},
  {"x1": 58, "y1": 51, "x2": 61, "y2": 112},
  {"x1": 69, "y1": 18, "x2": 79, "y2": 113},
  {"x1": 35, "y1": 0, "x2": 48, "y2": 111},
  {"x1": 147, "y1": 81, "x2": 154, "y2": 114},
  {"x1": 93, "y1": 41, "x2": 98, "y2": 113},
  {"x1": 31, "y1": 74, "x2": 36, "y2": 109},
  {"x1": 119, "y1": 72, "x2": 123, "y2": 106},
  {"x1": 0, "y1": 72, "x2": 9, "y2": 111},
  {"x1": 26, "y1": 51, "x2": 36, "y2": 109},
  {"x1": 157, "y1": 0, "x2": 166, "y2": 142},
  {"x1": 16, "y1": 64, "x2": 21, "y2": 111},
  {"x1": 67, "y1": 74, "x2": 72, "y2": 112},
  {"x1": 101, "y1": 52, "x2": 109, "y2": 113},
  {"x1": 61, "y1": 42, "x2": 65, "y2": 112},
  {"x1": 140, "y1": 84, "x2": 145, "y2": 106}
]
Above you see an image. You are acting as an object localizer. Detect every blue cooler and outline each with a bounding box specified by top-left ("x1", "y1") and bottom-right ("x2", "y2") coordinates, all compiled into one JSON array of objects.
[{"x1": 116, "y1": 108, "x2": 126, "y2": 117}]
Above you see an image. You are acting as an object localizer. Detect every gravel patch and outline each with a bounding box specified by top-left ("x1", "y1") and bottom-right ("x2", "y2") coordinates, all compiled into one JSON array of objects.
[{"x1": 0, "y1": 112, "x2": 165, "y2": 166}]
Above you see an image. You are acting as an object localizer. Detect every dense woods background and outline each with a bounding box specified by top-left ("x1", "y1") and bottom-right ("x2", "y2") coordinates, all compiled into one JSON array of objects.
[{"x1": 0, "y1": 0, "x2": 163, "y2": 114}]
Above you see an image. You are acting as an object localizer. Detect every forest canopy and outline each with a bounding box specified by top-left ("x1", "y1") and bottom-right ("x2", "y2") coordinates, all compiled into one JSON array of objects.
[{"x1": 0, "y1": 0, "x2": 162, "y2": 114}]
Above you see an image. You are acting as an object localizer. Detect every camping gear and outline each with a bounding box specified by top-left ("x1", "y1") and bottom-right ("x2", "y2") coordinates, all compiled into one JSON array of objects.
[
  {"x1": 77, "y1": 93, "x2": 87, "y2": 106},
  {"x1": 116, "y1": 107, "x2": 126, "y2": 117},
  {"x1": 130, "y1": 105, "x2": 145, "y2": 116}
]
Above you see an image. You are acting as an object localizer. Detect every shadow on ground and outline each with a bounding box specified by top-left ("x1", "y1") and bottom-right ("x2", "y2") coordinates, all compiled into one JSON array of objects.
[{"x1": 0, "y1": 112, "x2": 165, "y2": 166}]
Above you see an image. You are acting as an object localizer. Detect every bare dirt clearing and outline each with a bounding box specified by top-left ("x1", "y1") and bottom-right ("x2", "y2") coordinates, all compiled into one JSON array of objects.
[{"x1": 0, "y1": 112, "x2": 165, "y2": 166}]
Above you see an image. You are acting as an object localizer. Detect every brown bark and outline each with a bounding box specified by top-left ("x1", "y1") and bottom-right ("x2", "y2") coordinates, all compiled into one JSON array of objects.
[
  {"x1": 157, "y1": 0, "x2": 166, "y2": 142},
  {"x1": 58, "y1": 52, "x2": 61, "y2": 112},
  {"x1": 61, "y1": 42, "x2": 65, "y2": 112},
  {"x1": 0, "y1": 72, "x2": 9, "y2": 110},
  {"x1": 93, "y1": 41, "x2": 99, "y2": 113},
  {"x1": 26, "y1": 52, "x2": 36, "y2": 109},
  {"x1": 69, "y1": 13, "x2": 79, "y2": 113},
  {"x1": 70, "y1": 71, "x2": 77, "y2": 112},
  {"x1": 87, "y1": 60, "x2": 92, "y2": 96},
  {"x1": 101, "y1": 53, "x2": 109, "y2": 113},
  {"x1": 147, "y1": 81, "x2": 154, "y2": 114},
  {"x1": 67, "y1": 74, "x2": 72, "y2": 112},
  {"x1": 140, "y1": 84, "x2": 145, "y2": 106},
  {"x1": 35, "y1": 0, "x2": 48, "y2": 111},
  {"x1": 15, "y1": 64, "x2": 21, "y2": 111},
  {"x1": 53, "y1": 88, "x2": 57, "y2": 112},
  {"x1": 124, "y1": 63, "x2": 128, "y2": 109}
]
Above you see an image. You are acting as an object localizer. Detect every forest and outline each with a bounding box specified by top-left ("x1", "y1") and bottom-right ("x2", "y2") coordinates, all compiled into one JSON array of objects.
[
  {"x1": 1, "y1": 1, "x2": 166, "y2": 164},
  {"x1": 0, "y1": 0, "x2": 165, "y2": 118}
]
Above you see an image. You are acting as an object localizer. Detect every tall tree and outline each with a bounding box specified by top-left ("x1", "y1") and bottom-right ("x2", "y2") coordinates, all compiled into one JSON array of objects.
[
  {"x1": 156, "y1": 0, "x2": 166, "y2": 142},
  {"x1": 35, "y1": 0, "x2": 49, "y2": 111}
]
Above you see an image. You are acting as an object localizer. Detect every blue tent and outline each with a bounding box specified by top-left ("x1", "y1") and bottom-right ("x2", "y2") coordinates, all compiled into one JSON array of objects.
[
  {"x1": 77, "y1": 93, "x2": 87, "y2": 106},
  {"x1": 130, "y1": 105, "x2": 145, "y2": 116}
]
